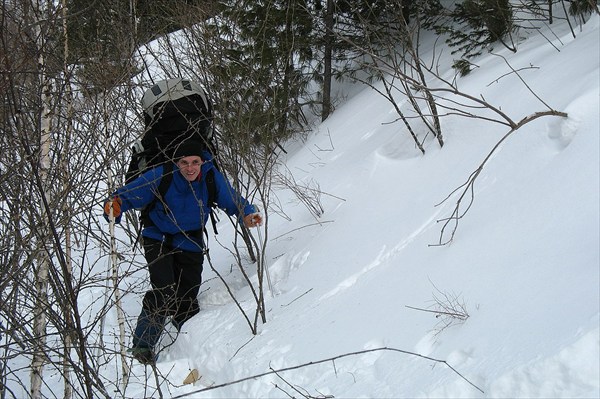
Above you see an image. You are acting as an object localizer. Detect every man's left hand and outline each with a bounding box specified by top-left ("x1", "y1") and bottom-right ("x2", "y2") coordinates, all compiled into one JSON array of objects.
[{"x1": 244, "y1": 213, "x2": 263, "y2": 228}]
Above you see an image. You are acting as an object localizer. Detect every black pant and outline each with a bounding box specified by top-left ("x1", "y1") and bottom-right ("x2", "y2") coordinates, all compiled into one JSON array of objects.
[{"x1": 133, "y1": 238, "x2": 204, "y2": 348}]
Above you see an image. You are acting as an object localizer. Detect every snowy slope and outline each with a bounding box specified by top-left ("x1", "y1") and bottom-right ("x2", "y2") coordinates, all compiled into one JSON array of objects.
[{"x1": 123, "y1": 15, "x2": 600, "y2": 399}]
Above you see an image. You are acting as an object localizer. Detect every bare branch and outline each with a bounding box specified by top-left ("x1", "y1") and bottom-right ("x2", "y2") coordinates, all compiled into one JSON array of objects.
[
  {"x1": 171, "y1": 346, "x2": 485, "y2": 398},
  {"x1": 432, "y1": 110, "x2": 568, "y2": 245}
]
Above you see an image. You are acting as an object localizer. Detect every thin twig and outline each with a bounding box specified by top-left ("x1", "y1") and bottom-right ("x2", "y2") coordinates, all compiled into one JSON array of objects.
[
  {"x1": 405, "y1": 305, "x2": 468, "y2": 320},
  {"x1": 229, "y1": 336, "x2": 256, "y2": 362},
  {"x1": 281, "y1": 288, "x2": 314, "y2": 308},
  {"x1": 271, "y1": 221, "x2": 335, "y2": 241}
]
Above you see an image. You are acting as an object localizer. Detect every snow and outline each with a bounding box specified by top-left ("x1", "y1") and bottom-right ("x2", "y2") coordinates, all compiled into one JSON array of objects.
[
  {"x1": 112, "y1": 14, "x2": 600, "y2": 399},
  {"x1": 12, "y1": 12, "x2": 593, "y2": 399}
]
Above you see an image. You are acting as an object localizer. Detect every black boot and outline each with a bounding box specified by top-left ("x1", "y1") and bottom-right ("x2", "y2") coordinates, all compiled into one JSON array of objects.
[
  {"x1": 131, "y1": 308, "x2": 165, "y2": 364},
  {"x1": 129, "y1": 347, "x2": 155, "y2": 365}
]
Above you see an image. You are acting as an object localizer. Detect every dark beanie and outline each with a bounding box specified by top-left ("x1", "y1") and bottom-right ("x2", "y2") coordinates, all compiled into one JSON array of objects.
[{"x1": 173, "y1": 140, "x2": 205, "y2": 160}]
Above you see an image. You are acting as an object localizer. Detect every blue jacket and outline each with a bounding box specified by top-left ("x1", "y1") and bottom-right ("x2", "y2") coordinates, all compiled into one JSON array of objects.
[{"x1": 114, "y1": 153, "x2": 255, "y2": 252}]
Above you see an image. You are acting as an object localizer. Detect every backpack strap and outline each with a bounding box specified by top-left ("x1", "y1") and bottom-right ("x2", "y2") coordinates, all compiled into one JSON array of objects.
[
  {"x1": 157, "y1": 162, "x2": 175, "y2": 202},
  {"x1": 140, "y1": 162, "x2": 174, "y2": 228},
  {"x1": 205, "y1": 168, "x2": 219, "y2": 235},
  {"x1": 205, "y1": 168, "x2": 216, "y2": 207},
  {"x1": 141, "y1": 163, "x2": 218, "y2": 248}
]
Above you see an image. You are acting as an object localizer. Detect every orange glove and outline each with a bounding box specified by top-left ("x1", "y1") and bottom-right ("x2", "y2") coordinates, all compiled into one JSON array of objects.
[
  {"x1": 243, "y1": 212, "x2": 263, "y2": 228},
  {"x1": 103, "y1": 196, "x2": 122, "y2": 222}
]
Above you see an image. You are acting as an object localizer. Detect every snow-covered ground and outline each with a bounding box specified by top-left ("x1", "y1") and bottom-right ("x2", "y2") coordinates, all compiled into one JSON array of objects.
[{"x1": 119, "y1": 13, "x2": 598, "y2": 399}]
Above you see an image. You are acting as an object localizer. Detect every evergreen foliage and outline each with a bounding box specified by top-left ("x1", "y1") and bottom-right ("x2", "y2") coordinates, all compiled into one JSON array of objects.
[
  {"x1": 65, "y1": 0, "x2": 216, "y2": 91},
  {"x1": 66, "y1": 0, "x2": 138, "y2": 90},
  {"x1": 436, "y1": 0, "x2": 514, "y2": 59},
  {"x1": 203, "y1": 0, "x2": 316, "y2": 151},
  {"x1": 452, "y1": 59, "x2": 474, "y2": 77},
  {"x1": 569, "y1": 0, "x2": 599, "y2": 20}
]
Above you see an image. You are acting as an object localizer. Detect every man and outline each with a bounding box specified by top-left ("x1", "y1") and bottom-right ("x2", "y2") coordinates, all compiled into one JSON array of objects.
[{"x1": 103, "y1": 140, "x2": 262, "y2": 364}]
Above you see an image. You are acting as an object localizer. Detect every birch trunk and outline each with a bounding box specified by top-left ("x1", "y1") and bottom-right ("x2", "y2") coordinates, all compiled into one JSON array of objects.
[
  {"x1": 30, "y1": 51, "x2": 52, "y2": 399},
  {"x1": 104, "y1": 97, "x2": 130, "y2": 390},
  {"x1": 28, "y1": 2, "x2": 54, "y2": 397}
]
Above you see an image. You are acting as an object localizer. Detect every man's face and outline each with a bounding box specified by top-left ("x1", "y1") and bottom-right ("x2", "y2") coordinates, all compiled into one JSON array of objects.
[{"x1": 177, "y1": 155, "x2": 203, "y2": 181}]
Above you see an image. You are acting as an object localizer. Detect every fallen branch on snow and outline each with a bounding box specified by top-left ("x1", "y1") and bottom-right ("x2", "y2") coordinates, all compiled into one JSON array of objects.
[{"x1": 170, "y1": 346, "x2": 485, "y2": 398}]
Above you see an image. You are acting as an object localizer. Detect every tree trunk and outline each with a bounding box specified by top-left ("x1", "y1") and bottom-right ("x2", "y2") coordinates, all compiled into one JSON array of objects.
[
  {"x1": 60, "y1": 3, "x2": 73, "y2": 398},
  {"x1": 104, "y1": 96, "x2": 130, "y2": 390},
  {"x1": 30, "y1": 71, "x2": 52, "y2": 399},
  {"x1": 322, "y1": 0, "x2": 334, "y2": 121},
  {"x1": 30, "y1": 3, "x2": 52, "y2": 396}
]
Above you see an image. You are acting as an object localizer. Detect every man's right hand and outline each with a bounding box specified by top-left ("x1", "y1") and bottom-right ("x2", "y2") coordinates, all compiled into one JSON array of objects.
[{"x1": 103, "y1": 196, "x2": 122, "y2": 223}]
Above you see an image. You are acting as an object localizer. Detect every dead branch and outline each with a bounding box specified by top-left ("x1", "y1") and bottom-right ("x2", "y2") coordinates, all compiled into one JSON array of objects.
[
  {"x1": 270, "y1": 367, "x2": 333, "y2": 399},
  {"x1": 281, "y1": 288, "x2": 314, "y2": 308},
  {"x1": 406, "y1": 279, "x2": 470, "y2": 338},
  {"x1": 405, "y1": 305, "x2": 468, "y2": 320},
  {"x1": 170, "y1": 346, "x2": 485, "y2": 398},
  {"x1": 271, "y1": 221, "x2": 335, "y2": 242},
  {"x1": 432, "y1": 110, "x2": 568, "y2": 246},
  {"x1": 274, "y1": 166, "x2": 326, "y2": 219}
]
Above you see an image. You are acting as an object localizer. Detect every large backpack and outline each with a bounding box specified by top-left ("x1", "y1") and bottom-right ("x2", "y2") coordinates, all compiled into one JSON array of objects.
[
  {"x1": 125, "y1": 78, "x2": 219, "y2": 233},
  {"x1": 126, "y1": 78, "x2": 215, "y2": 183}
]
